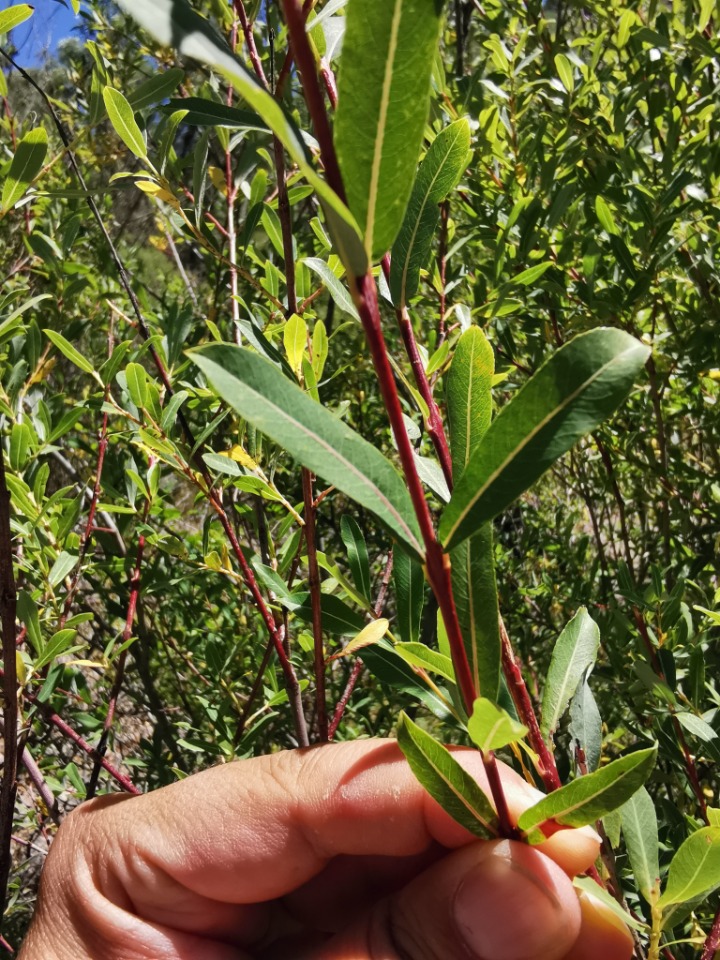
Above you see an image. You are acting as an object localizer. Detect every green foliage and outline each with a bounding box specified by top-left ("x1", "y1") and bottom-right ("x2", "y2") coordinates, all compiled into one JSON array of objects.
[{"x1": 0, "y1": 0, "x2": 719, "y2": 954}]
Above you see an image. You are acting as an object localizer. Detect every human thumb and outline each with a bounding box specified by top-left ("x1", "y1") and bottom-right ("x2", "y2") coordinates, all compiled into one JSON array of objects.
[{"x1": 305, "y1": 838, "x2": 584, "y2": 960}]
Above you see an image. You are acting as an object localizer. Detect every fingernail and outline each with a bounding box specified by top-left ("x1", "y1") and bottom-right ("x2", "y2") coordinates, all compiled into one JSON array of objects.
[{"x1": 453, "y1": 842, "x2": 565, "y2": 960}]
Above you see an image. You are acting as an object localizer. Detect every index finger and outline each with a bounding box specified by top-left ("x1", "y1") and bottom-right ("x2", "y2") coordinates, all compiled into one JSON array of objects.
[{"x1": 77, "y1": 739, "x2": 599, "y2": 904}]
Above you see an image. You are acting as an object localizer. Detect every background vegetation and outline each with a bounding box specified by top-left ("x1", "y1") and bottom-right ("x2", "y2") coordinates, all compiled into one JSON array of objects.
[{"x1": 0, "y1": 0, "x2": 718, "y2": 955}]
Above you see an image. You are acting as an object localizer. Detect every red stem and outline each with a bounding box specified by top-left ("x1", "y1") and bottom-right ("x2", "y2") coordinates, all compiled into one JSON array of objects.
[
  {"x1": 381, "y1": 255, "x2": 453, "y2": 489},
  {"x1": 701, "y1": 904, "x2": 720, "y2": 960},
  {"x1": 500, "y1": 618, "x2": 562, "y2": 792},
  {"x1": 280, "y1": 0, "x2": 345, "y2": 201}
]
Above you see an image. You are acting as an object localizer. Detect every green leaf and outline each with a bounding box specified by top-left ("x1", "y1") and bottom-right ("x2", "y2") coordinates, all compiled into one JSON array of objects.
[
  {"x1": 44, "y1": 329, "x2": 96, "y2": 376},
  {"x1": 9, "y1": 422, "x2": 32, "y2": 471},
  {"x1": 114, "y1": 0, "x2": 367, "y2": 276},
  {"x1": 572, "y1": 877, "x2": 648, "y2": 933},
  {"x1": 191, "y1": 344, "x2": 424, "y2": 560},
  {"x1": 334, "y1": 0, "x2": 445, "y2": 261},
  {"x1": 568, "y1": 667, "x2": 602, "y2": 772},
  {"x1": 541, "y1": 607, "x2": 600, "y2": 740},
  {"x1": 165, "y1": 97, "x2": 268, "y2": 131},
  {"x1": 595, "y1": 195, "x2": 618, "y2": 235},
  {"x1": 303, "y1": 258, "x2": 359, "y2": 319},
  {"x1": 33, "y1": 629, "x2": 82, "y2": 672},
  {"x1": 674, "y1": 712, "x2": 717, "y2": 742},
  {"x1": 440, "y1": 329, "x2": 650, "y2": 551},
  {"x1": 518, "y1": 747, "x2": 658, "y2": 843},
  {"x1": 447, "y1": 327, "x2": 500, "y2": 699},
  {"x1": 125, "y1": 363, "x2": 148, "y2": 409},
  {"x1": 16, "y1": 590, "x2": 41, "y2": 650},
  {"x1": 467, "y1": 697, "x2": 528, "y2": 753},
  {"x1": 48, "y1": 552, "x2": 80, "y2": 589},
  {"x1": 129, "y1": 68, "x2": 185, "y2": 110},
  {"x1": 312, "y1": 320, "x2": 329, "y2": 382},
  {"x1": 340, "y1": 515, "x2": 371, "y2": 601},
  {"x1": 389, "y1": 119, "x2": 470, "y2": 307},
  {"x1": 2, "y1": 127, "x2": 48, "y2": 213},
  {"x1": 393, "y1": 546, "x2": 425, "y2": 643},
  {"x1": 397, "y1": 712, "x2": 498, "y2": 838},
  {"x1": 283, "y1": 313, "x2": 308, "y2": 379},
  {"x1": 620, "y1": 787, "x2": 660, "y2": 904},
  {"x1": 330, "y1": 618, "x2": 389, "y2": 659},
  {"x1": 510, "y1": 261, "x2": 553, "y2": 286},
  {"x1": 361, "y1": 637, "x2": 449, "y2": 715},
  {"x1": 103, "y1": 87, "x2": 147, "y2": 159},
  {"x1": 0, "y1": 4, "x2": 33, "y2": 34},
  {"x1": 283, "y1": 592, "x2": 366, "y2": 636},
  {"x1": 658, "y1": 827, "x2": 720, "y2": 908},
  {"x1": 394, "y1": 642, "x2": 455, "y2": 683},
  {"x1": 554, "y1": 53, "x2": 574, "y2": 94}
]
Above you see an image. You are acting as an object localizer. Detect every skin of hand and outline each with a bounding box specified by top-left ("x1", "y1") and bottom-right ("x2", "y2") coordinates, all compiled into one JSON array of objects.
[{"x1": 18, "y1": 739, "x2": 634, "y2": 960}]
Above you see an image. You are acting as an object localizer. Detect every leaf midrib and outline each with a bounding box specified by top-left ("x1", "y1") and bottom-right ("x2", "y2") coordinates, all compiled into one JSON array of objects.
[
  {"x1": 399, "y1": 125, "x2": 464, "y2": 305},
  {"x1": 365, "y1": 0, "x2": 403, "y2": 256},
  {"x1": 200, "y1": 355, "x2": 423, "y2": 557},
  {"x1": 444, "y1": 344, "x2": 640, "y2": 546}
]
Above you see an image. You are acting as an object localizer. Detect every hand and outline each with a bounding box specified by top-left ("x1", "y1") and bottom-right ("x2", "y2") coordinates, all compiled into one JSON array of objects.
[{"x1": 19, "y1": 739, "x2": 633, "y2": 960}]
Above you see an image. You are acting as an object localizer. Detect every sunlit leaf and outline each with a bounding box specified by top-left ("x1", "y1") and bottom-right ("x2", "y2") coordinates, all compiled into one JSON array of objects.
[
  {"x1": 2, "y1": 127, "x2": 48, "y2": 212},
  {"x1": 519, "y1": 747, "x2": 658, "y2": 842},
  {"x1": 658, "y1": 826, "x2": 720, "y2": 909},
  {"x1": 620, "y1": 787, "x2": 660, "y2": 904},
  {"x1": 191, "y1": 345, "x2": 424, "y2": 559},
  {"x1": 334, "y1": 0, "x2": 445, "y2": 260},
  {"x1": 440, "y1": 329, "x2": 650, "y2": 551},
  {"x1": 0, "y1": 4, "x2": 34, "y2": 35},
  {"x1": 103, "y1": 87, "x2": 147, "y2": 159},
  {"x1": 541, "y1": 607, "x2": 600, "y2": 740},
  {"x1": 394, "y1": 642, "x2": 455, "y2": 683},
  {"x1": 390, "y1": 119, "x2": 470, "y2": 306},
  {"x1": 397, "y1": 712, "x2": 498, "y2": 838},
  {"x1": 447, "y1": 327, "x2": 500, "y2": 699},
  {"x1": 467, "y1": 697, "x2": 528, "y2": 753}
]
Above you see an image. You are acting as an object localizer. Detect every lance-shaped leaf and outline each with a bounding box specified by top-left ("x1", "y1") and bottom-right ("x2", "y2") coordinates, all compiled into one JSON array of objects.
[
  {"x1": 328, "y1": 618, "x2": 389, "y2": 660},
  {"x1": 394, "y1": 643, "x2": 455, "y2": 683},
  {"x1": 620, "y1": 787, "x2": 660, "y2": 904},
  {"x1": 2, "y1": 127, "x2": 48, "y2": 213},
  {"x1": 390, "y1": 119, "x2": 470, "y2": 307},
  {"x1": 191, "y1": 344, "x2": 424, "y2": 560},
  {"x1": 361, "y1": 638, "x2": 446, "y2": 713},
  {"x1": 397, "y1": 713, "x2": 498, "y2": 839},
  {"x1": 283, "y1": 592, "x2": 365, "y2": 636},
  {"x1": 129, "y1": 68, "x2": 186, "y2": 110},
  {"x1": 447, "y1": 327, "x2": 500, "y2": 699},
  {"x1": 114, "y1": 0, "x2": 367, "y2": 276},
  {"x1": 166, "y1": 97, "x2": 268, "y2": 131},
  {"x1": 393, "y1": 546, "x2": 425, "y2": 643},
  {"x1": 658, "y1": 826, "x2": 720, "y2": 909},
  {"x1": 468, "y1": 697, "x2": 528, "y2": 754},
  {"x1": 541, "y1": 607, "x2": 600, "y2": 740},
  {"x1": 303, "y1": 257, "x2": 359, "y2": 320},
  {"x1": 0, "y1": 4, "x2": 33, "y2": 34},
  {"x1": 568, "y1": 666, "x2": 602, "y2": 772},
  {"x1": 518, "y1": 746, "x2": 657, "y2": 843},
  {"x1": 103, "y1": 88, "x2": 147, "y2": 159},
  {"x1": 334, "y1": 0, "x2": 445, "y2": 261},
  {"x1": 340, "y1": 515, "x2": 371, "y2": 601},
  {"x1": 440, "y1": 328, "x2": 650, "y2": 551}
]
